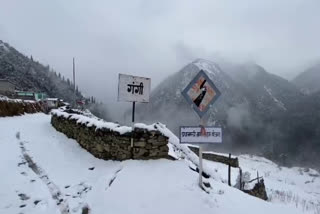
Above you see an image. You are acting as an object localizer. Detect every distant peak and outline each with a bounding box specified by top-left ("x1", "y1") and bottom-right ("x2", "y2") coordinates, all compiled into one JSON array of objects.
[
  {"x1": 0, "y1": 40, "x2": 9, "y2": 52},
  {"x1": 191, "y1": 58, "x2": 222, "y2": 76}
]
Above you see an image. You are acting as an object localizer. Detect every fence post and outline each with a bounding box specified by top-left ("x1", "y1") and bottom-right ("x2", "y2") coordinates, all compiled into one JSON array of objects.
[
  {"x1": 239, "y1": 167, "x2": 242, "y2": 190},
  {"x1": 228, "y1": 153, "x2": 231, "y2": 186}
]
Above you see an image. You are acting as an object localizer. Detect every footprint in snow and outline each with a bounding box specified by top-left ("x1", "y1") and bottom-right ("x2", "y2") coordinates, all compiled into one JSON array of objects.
[
  {"x1": 18, "y1": 193, "x2": 30, "y2": 201},
  {"x1": 34, "y1": 200, "x2": 41, "y2": 205}
]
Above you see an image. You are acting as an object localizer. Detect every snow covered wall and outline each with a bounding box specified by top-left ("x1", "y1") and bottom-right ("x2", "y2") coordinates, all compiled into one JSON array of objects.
[
  {"x1": 51, "y1": 109, "x2": 169, "y2": 160},
  {"x1": 0, "y1": 96, "x2": 43, "y2": 117}
]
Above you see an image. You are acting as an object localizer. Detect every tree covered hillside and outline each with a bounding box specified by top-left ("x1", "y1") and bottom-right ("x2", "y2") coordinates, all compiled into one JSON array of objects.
[{"x1": 0, "y1": 40, "x2": 82, "y2": 102}]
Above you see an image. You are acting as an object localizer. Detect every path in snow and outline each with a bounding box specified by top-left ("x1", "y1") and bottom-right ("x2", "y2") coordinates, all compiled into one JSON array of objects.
[{"x1": 18, "y1": 137, "x2": 71, "y2": 214}]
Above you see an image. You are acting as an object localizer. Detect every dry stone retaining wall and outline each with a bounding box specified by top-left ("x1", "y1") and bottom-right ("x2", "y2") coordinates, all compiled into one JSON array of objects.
[
  {"x1": 51, "y1": 110, "x2": 169, "y2": 160},
  {"x1": 0, "y1": 98, "x2": 43, "y2": 117},
  {"x1": 188, "y1": 145, "x2": 239, "y2": 167}
]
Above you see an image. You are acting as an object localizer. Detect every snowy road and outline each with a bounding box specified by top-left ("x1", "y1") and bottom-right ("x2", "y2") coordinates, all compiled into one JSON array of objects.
[{"x1": 0, "y1": 113, "x2": 309, "y2": 214}]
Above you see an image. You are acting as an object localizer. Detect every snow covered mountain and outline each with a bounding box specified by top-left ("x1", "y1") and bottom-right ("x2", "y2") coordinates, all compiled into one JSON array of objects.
[
  {"x1": 138, "y1": 59, "x2": 246, "y2": 125},
  {"x1": 136, "y1": 59, "x2": 247, "y2": 127},
  {"x1": 221, "y1": 62, "x2": 304, "y2": 115},
  {"x1": 135, "y1": 59, "x2": 303, "y2": 151},
  {"x1": 293, "y1": 63, "x2": 320, "y2": 94},
  {"x1": 0, "y1": 113, "x2": 319, "y2": 214}
]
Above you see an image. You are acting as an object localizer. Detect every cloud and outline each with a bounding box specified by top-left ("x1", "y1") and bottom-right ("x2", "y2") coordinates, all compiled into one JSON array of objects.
[
  {"x1": 1, "y1": 0, "x2": 320, "y2": 103},
  {"x1": 226, "y1": 103, "x2": 251, "y2": 130}
]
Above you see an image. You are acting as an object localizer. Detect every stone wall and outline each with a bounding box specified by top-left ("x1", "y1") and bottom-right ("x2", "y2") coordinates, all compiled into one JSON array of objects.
[
  {"x1": 0, "y1": 98, "x2": 43, "y2": 117},
  {"x1": 188, "y1": 145, "x2": 239, "y2": 168},
  {"x1": 51, "y1": 110, "x2": 169, "y2": 161}
]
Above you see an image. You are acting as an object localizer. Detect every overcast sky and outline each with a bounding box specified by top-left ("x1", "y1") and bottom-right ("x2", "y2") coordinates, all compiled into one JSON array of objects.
[{"x1": 1, "y1": 0, "x2": 320, "y2": 103}]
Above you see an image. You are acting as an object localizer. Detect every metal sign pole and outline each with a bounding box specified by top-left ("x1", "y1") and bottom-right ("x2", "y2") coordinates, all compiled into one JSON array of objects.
[
  {"x1": 199, "y1": 144, "x2": 203, "y2": 187},
  {"x1": 132, "y1": 102, "x2": 135, "y2": 123},
  {"x1": 198, "y1": 117, "x2": 206, "y2": 188},
  {"x1": 131, "y1": 101, "x2": 135, "y2": 148}
]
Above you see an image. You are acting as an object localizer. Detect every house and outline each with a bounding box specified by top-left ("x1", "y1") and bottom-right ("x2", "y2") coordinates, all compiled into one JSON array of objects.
[
  {"x1": 16, "y1": 91, "x2": 36, "y2": 100},
  {"x1": 15, "y1": 91, "x2": 48, "y2": 101},
  {"x1": 34, "y1": 92, "x2": 48, "y2": 101},
  {"x1": 45, "y1": 98, "x2": 59, "y2": 109},
  {"x1": 0, "y1": 79, "x2": 16, "y2": 96}
]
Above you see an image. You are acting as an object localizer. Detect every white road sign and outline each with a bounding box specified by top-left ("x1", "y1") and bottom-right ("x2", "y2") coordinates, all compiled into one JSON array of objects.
[
  {"x1": 182, "y1": 70, "x2": 221, "y2": 118},
  {"x1": 118, "y1": 74, "x2": 151, "y2": 103},
  {"x1": 180, "y1": 126, "x2": 222, "y2": 144}
]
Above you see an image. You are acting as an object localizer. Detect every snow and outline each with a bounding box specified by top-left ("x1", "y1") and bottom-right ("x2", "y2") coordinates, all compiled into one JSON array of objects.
[
  {"x1": 23, "y1": 100, "x2": 36, "y2": 103},
  {"x1": 204, "y1": 154, "x2": 320, "y2": 214},
  {"x1": 52, "y1": 109, "x2": 176, "y2": 135},
  {"x1": 0, "y1": 42, "x2": 10, "y2": 52},
  {"x1": 52, "y1": 109, "x2": 132, "y2": 134},
  {"x1": 264, "y1": 86, "x2": 287, "y2": 110},
  {"x1": 239, "y1": 155, "x2": 320, "y2": 213},
  {"x1": 0, "y1": 96, "x2": 23, "y2": 103},
  {"x1": 193, "y1": 59, "x2": 222, "y2": 76},
  {"x1": 0, "y1": 96, "x2": 37, "y2": 104},
  {"x1": 0, "y1": 113, "x2": 316, "y2": 214},
  {"x1": 134, "y1": 123, "x2": 158, "y2": 131}
]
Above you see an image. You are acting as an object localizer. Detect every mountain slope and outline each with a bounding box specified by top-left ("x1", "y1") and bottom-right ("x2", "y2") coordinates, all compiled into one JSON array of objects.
[
  {"x1": 276, "y1": 90, "x2": 320, "y2": 166},
  {"x1": 0, "y1": 40, "x2": 82, "y2": 102},
  {"x1": 136, "y1": 59, "x2": 304, "y2": 150},
  {"x1": 136, "y1": 59, "x2": 247, "y2": 128},
  {"x1": 222, "y1": 62, "x2": 304, "y2": 114},
  {"x1": 293, "y1": 63, "x2": 320, "y2": 94}
]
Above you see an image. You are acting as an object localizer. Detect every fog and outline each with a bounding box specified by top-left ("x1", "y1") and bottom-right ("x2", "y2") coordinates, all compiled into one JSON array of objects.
[{"x1": 1, "y1": 0, "x2": 320, "y2": 114}]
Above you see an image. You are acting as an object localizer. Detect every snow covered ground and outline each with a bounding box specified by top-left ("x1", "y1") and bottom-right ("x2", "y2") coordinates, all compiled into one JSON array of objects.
[
  {"x1": 204, "y1": 153, "x2": 320, "y2": 214},
  {"x1": 0, "y1": 113, "x2": 318, "y2": 214}
]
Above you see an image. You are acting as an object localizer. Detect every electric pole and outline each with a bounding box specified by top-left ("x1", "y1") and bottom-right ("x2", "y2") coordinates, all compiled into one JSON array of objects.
[{"x1": 73, "y1": 57, "x2": 76, "y2": 106}]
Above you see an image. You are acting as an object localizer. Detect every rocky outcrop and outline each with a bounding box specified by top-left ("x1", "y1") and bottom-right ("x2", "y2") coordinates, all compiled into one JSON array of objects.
[
  {"x1": 243, "y1": 179, "x2": 268, "y2": 201},
  {"x1": 51, "y1": 110, "x2": 169, "y2": 161}
]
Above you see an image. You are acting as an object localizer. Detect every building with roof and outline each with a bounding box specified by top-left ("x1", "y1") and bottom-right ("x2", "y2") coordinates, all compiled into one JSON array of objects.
[{"x1": 0, "y1": 79, "x2": 16, "y2": 96}]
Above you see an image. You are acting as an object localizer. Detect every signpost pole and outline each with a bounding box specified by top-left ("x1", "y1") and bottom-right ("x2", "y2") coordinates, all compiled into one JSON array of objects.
[
  {"x1": 199, "y1": 145, "x2": 203, "y2": 187},
  {"x1": 198, "y1": 117, "x2": 206, "y2": 188},
  {"x1": 132, "y1": 101, "x2": 135, "y2": 123},
  {"x1": 131, "y1": 101, "x2": 135, "y2": 148}
]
